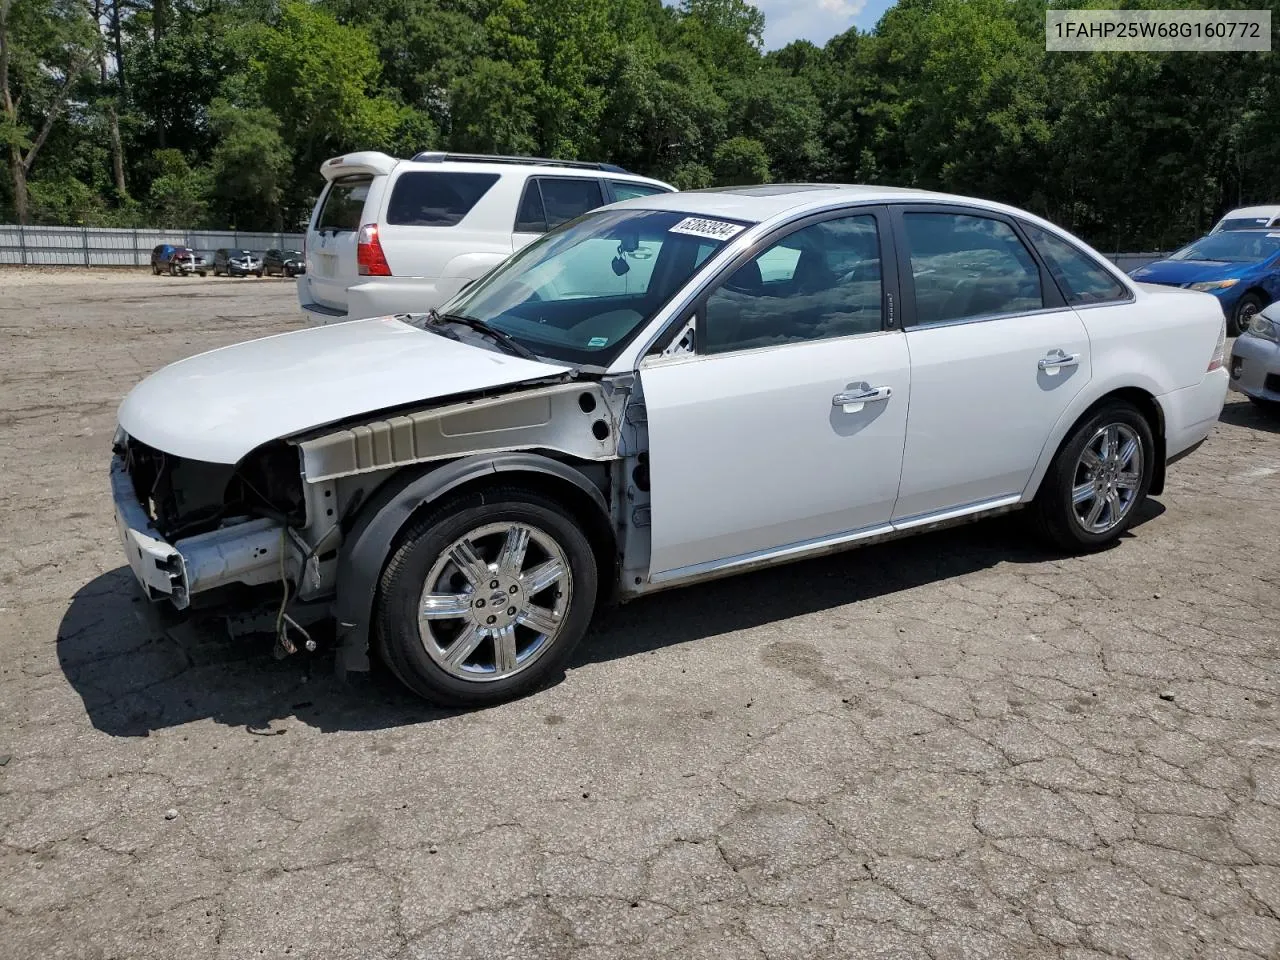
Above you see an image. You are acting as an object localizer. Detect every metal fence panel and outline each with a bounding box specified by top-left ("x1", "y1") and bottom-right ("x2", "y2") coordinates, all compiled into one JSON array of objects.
[
  {"x1": 0, "y1": 223, "x2": 1168, "y2": 275},
  {"x1": 0, "y1": 225, "x2": 306, "y2": 267}
]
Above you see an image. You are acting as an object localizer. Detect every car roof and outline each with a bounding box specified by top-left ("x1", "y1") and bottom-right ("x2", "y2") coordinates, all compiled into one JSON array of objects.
[
  {"x1": 1220, "y1": 205, "x2": 1280, "y2": 220},
  {"x1": 611, "y1": 183, "x2": 1037, "y2": 224},
  {"x1": 321, "y1": 150, "x2": 674, "y2": 190}
]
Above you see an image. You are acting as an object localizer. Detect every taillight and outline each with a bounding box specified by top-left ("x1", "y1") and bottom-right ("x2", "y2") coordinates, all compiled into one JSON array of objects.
[
  {"x1": 357, "y1": 223, "x2": 391, "y2": 276},
  {"x1": 1208, "y1": 319, "x2": 1226, "y2": 371}
]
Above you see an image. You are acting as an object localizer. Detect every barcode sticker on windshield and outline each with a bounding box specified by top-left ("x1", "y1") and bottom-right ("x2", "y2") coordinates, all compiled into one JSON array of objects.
[{"x1": 669, "y1": 217, "x2": 745, "y2": 242}]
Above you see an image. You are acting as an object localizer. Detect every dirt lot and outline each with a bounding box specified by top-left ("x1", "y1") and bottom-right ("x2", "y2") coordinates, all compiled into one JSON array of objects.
[{"x1": 1, "y1": 269, "x2": 1278, "y2": 960}]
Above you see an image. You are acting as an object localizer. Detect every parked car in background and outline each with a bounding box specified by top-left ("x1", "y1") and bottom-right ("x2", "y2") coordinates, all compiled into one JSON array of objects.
[
  {"x1": 213, "y1": 248, "x2": 263, "y2": 277},
  {"x1": 1229, "y1": 301, "x2": 1280, "y2": 411},
  {"x1": 297, "y1": 151, "x2": 675, "y2": 324},
  {"x1": 150, "y1": 244, "x2": 179, "y2": 274},
  {"x1": 264, "y1": 249, "x2": 305, "y2": 277},
  {"x1": 1128, "y1": 230, "x2": 1280, "y2": 335},
  {"x1": 113, "y1": 185, "x2": 1227, "y2": 707},
  {"x1": 167, "y1": 248, "x2": 207, "y2": 277},
  {"x1": 1210, "y1": 205, "x2": 1280, "y2": 233}
]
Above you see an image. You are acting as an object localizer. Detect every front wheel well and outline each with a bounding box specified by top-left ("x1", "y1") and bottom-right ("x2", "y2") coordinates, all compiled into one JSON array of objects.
[
  {"x1": 386, "y1": 464, "x2": 618, "y2": 605},
  {"x1": 1051, "y1": 388, "x2": 1166, "y2": 496}
]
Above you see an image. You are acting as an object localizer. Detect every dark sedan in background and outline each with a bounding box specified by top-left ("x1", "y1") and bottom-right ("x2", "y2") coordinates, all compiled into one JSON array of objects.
[
  {"x1": 263, "y1": 249, "x2": 306, "y2": 277},
  {"x1": 213, "y1": 248, "x2": 263, "y2": 277}
]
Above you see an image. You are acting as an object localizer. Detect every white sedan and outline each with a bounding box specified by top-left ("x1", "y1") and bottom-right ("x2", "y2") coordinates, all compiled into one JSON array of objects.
[{"x1": 111, "y1": 186, "x2": 1229, "y2": 706}]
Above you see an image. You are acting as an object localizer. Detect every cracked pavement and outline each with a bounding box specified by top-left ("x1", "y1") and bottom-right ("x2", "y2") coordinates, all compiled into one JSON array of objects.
[{"x1": 1, "y1": 270, "x2": 1279, "y2": 960}]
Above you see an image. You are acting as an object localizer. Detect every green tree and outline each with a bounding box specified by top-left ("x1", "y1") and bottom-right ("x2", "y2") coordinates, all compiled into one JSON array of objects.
[
  {"x1": 146, "y1": 147, "x2": 211, "y2": 226},
  {"x1": 208, "y1": 99, "x2": 291, "y2": 231},
  {"x1": 0, "y1": 0, "x2": 99, "y2": 222},
  {"x1": 712, "y1": 135, "x2": 769, "y2": 185}
]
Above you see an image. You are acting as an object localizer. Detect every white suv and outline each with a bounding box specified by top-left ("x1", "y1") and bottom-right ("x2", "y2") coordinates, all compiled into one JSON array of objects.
[{"x1": 296, "y1": 151, "x2": 676, "y2": 324}]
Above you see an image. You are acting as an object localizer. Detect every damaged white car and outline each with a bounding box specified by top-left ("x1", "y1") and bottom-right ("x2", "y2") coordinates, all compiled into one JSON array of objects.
[{"x1": 112, "y1": 186, "x2": 1229, "y2": 706}]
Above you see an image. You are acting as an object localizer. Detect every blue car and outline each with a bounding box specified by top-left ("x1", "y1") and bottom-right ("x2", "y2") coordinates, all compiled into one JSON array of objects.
[{"x1": 1129, "y1": 230, "x2": 1280, "y2": 335}]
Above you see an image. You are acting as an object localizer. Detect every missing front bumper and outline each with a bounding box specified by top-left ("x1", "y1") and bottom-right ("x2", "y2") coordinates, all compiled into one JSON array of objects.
[{"x1": 110, "y1": 455, "x2": 286, "y2": 608}]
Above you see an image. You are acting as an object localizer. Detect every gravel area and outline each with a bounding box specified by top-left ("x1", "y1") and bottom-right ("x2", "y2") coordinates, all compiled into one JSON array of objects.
[{"x1": 1, "y1": 271, "x2": 1278, "y2": 960}]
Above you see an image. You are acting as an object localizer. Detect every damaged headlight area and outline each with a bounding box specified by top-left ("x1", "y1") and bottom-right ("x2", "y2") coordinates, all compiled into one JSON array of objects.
[
  {"x1": 116, "y1": 433, "x2": 304, "y2": 540},
  {"x1": 111, "y1": 430, "x2": 323, "y2": 613}
]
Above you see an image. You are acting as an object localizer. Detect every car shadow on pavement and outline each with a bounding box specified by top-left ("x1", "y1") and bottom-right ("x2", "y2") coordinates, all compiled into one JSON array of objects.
[
  {"x1": 59, "y1": 503, "x2": 1164, "y2": 738},
  {"x1": 57, "y1": 568, "x2": 452, "y2": 737},
  {"x1": 578, "y1": 502, "x2": 1163, "y2": 667},
  {"x1": 1219, "y1": 397, "x2": 1280, "y2": 434}
]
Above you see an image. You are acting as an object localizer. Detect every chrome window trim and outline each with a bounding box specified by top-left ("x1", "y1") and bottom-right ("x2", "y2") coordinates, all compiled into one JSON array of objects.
[{"x1": 899, "y1": 303, "x2": 1078, "y2": 332}]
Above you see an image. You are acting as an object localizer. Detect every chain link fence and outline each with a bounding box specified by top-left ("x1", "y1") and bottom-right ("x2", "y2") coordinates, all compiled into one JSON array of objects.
[{"x1": 0, "y1": 225, "x2": 307, "y2": 267}]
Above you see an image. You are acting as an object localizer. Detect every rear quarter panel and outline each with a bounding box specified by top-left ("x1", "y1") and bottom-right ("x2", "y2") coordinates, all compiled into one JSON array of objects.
[
  {"x1": 1022, "y1": 285, "x2": 1223, "y2": 499},
  {"x1": 374, "y1": 169, "x2": 523, "y2": 279}
]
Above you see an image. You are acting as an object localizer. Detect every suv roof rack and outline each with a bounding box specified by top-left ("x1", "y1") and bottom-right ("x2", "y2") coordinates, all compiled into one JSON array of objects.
[{"x1": 409, "y1": 151, "x2": 630, "y2": 174}]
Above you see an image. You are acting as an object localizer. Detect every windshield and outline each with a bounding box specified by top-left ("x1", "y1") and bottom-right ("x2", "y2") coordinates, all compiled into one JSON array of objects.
[
  {"x1": 436, "y1": 208, "x2": 745, "y2": 365},
  {"x1": 1218, "y1": 216, "x2": 1276, "y2": 231},
  {"x1": 1170, "y1": 231, "x2": 1280, "y2": 263}
]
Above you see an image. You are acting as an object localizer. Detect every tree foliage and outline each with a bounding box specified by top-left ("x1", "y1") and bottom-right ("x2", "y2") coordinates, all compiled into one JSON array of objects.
[{"x1": 5, "y1": 0, "x2": 1280, "y2": 249}]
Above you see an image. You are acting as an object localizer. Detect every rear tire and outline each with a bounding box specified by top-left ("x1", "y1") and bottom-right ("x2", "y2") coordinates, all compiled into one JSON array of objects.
[
  {"x1": 375, "y1": 488, "x2": 598, "y2": 707},
  {"x1": 1031, "y1": 401, "x2": 1155, "y2": 553},
  {"x1": 254, "y1": 270, "x2": 263, "y2": 278}
]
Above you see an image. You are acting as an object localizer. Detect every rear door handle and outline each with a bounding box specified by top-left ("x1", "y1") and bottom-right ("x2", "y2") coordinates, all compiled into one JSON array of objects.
[
  {"x1": 1038, "y1": 352, "x2": 1080, "y2": 374},
  {"x1": 833, "y1": 386, "x2": 892, "y2": 412}
]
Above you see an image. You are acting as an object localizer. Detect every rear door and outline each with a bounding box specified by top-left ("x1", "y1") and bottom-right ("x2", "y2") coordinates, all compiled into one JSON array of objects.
[
  {"x1": 306, "y1": 174, "x2": 379, "y2": 312},
  {"x1": 512, "y1": 177, "x2": 606, "y2": 252},
  {"x1": 890, "y1": 205, "x2": 1093, "y2": 521}
]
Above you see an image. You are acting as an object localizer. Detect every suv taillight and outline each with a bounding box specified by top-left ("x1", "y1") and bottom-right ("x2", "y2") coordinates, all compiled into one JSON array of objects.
[
  {"x1": 1208, "y1": 319, "x2": 1226, "y2": 371},
  {"x1": 357, "y1": 223, "x2": 391, "y2": 277}
]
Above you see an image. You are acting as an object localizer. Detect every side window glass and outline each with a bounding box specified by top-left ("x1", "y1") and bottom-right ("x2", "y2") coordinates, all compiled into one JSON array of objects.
[
  {"x1": 1023, "y1": 223, "x2": 1127, "y2": 305},
  {"x1": 610, "y1": 181, "x2": 669, "y2": 201},
  {"x1": 539, "y1": 178, "x2": 604, "y2": 228},
  {"x1": 386, "y1": 172, "x2": 500, "y2": 226},
  {"x1": 902, "y1": 213, "x2": 1043, "y2": 326},
  {"x1": 702, "y1": 215, "x2": 883, "y2": 355},
  {"x1": 514, "y1": 180, "x2": 546, "y2": 233}
]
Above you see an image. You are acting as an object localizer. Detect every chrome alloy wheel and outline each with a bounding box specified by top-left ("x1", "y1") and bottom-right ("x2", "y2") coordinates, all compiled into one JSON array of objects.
[
  {"x1": 1071, "y1": 423, "x2": 1143, "y2": 535},
  {"x1": 417, "y1": 522, "x2": 572, "y2": 682}
]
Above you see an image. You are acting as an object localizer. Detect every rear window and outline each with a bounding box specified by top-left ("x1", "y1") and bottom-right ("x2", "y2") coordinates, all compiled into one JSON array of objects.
[
  {"x1": 316, "y1": 175, "x2": 372, "y2": 232},
  {"x1": 386, "y1": 171, "x2": 500, "y2": 227},
  {"x1": 515, "y1": 177, "x2": 604, "y2": 233}
]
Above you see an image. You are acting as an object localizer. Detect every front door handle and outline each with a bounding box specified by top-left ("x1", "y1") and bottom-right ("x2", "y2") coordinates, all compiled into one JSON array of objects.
[
  {"x1": 833, "y1": 386, "x2": 892, "y2": 412},
  {"x1": 1038, "y1": 352, "x2": 1081, "y2": 374}
]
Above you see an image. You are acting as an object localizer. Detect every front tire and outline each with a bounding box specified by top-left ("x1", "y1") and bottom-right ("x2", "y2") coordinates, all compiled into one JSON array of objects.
[
  {"x1": 1232, "y1": 293, "x2": 1265, "y2": 337},
  {"x1": 375, "y1": 488, "x2": 598, "y2": 707},
  {"x1": 1032, "y1": 401, "x2": 1154, "y2": 552}
]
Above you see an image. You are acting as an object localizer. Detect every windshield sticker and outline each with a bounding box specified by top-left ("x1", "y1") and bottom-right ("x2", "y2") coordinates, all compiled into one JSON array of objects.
[
  {"x1": 669, "y1": 217, "x2": 745, "y2": 242},
  {"x1": 587, "y1": 336, "x2": 609, "y2": 348},
  {"x1": 1268, "y1": 233, "x2": 1280, "y2": 238}
]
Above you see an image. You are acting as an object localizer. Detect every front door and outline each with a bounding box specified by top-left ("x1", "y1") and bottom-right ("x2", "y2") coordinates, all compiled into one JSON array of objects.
[
  {"x1": 889, "y1": 206, "x2": 1093, "y2": 521},
  {"x1": 640, "y1": 208, "x2": 911, "y2": 580}
]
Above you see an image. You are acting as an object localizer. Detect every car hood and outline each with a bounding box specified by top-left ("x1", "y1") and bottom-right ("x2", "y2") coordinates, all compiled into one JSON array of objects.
[
  {"x1": 117, "y1": 317, "x2": 571, "y2": 464},
  {"x1": 1129, "y1": 259, "x2": 1255, "y2": 285}
]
